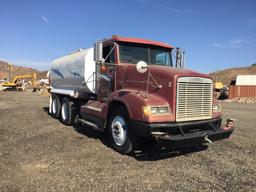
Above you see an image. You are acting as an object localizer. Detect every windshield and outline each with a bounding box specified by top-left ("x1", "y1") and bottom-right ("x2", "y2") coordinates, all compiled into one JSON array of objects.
[{"x1": 119, "y1": 42, "x2": 173, "y2": 66}]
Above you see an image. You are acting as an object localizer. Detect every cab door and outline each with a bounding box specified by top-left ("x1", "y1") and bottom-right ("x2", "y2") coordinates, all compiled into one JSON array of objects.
[{"x1": 96, "y1": 44, "x2": 115, "y2": 101}]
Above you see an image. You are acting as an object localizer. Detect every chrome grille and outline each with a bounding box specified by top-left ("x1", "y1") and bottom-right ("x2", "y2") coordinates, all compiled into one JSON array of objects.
[{"x1": 176, "y1": 77, "x2": 213, "y2": 122}]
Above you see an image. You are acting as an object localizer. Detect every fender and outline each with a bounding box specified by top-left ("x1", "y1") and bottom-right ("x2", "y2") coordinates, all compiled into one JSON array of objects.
[
  {"x1": 79, "y1": 89, "x2": 147, "y2": 130},
  {"x1": 108, "y1": 89, "x2": 175, "y2": 122},
  {"x1": 108, "y1": 90, "x2": 147, "y2": 120}
]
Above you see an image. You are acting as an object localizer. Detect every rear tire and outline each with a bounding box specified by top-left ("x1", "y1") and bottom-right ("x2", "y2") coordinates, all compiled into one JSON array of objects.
[
  {"x1": 51, "y1": 94, "x2": 61, "y2": 119},
  {"x1": 107, "y1": 107, "x2": 139, "y2": 155},
  {"x1": 60, "y1": 97, "x2": 76, "y2": 126}
]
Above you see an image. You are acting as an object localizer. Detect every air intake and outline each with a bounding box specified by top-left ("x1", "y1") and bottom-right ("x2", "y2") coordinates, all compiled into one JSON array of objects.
[{"x1": 176, "y1": 77, "x2": 213, "y2": 122}]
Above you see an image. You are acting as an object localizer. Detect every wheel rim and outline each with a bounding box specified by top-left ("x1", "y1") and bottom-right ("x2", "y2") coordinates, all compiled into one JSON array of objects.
[
  {"x1": 52, "y1": 98, "x2": 57, "y2": 114},
  {"x1": 111, "y1": 116, "x2": 127, "y2": 146},
  {"x1": 61, "y1": 102, "x2": 68, "y2": 121}
]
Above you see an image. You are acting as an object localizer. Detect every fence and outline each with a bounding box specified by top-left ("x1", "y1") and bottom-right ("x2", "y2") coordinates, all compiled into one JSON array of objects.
[{"x1": 229, "y1": 85, "x2": 256, "y2": 99}]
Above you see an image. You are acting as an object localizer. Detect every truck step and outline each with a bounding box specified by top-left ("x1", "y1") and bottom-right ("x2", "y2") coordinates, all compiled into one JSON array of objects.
[{"x1": 77, "y1": 118, "x2": 104, "y2": 132}]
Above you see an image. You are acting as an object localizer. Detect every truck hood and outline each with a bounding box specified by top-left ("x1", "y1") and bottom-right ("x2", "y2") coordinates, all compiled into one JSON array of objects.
[
  {"x1": 117, "y1": 64, "x2": 212, "y2": 91},
  {"x1": 115, "y1": 63, "x2": 214, "y2": 122},
  {"x1": 149, "y1": 65, "x2": 211, "y2": 80},
  {"x1": 147, "y1": 65, "x2": 212, "y2": 106}
]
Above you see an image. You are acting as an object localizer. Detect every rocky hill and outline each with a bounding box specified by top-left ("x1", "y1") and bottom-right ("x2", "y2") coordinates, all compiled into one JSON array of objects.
[
  {"x1": 0, "y1": 60, "x2": 48, "y2": 80},
  {"x1": 209, "y1": 64, "x2": 256, "y2": 86}
]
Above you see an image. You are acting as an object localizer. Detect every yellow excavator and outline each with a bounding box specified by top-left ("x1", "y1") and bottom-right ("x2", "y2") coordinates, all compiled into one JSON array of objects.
[
  {"x1": 2, "y1": 73, "x2": 37, "y2": 91},
  {"x1": 214, "y1": 81, "x2": 228, "y2": 99}
]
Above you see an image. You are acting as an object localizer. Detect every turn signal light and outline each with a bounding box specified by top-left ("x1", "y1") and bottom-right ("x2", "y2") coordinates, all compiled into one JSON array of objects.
[{"x1": 100, "y1": 65, "x2": 107, "y2": 73}]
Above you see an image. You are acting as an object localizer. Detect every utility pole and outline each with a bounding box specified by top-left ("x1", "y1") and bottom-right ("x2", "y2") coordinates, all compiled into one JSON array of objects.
[{"x1": 214, "y1": 70, "x2": 218, "y2": 82}]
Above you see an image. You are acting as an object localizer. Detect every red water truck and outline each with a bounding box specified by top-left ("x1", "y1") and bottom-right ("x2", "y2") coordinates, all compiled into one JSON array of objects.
[{"x1": 49, "y1": 36, "x2": 234, "y2": 154}]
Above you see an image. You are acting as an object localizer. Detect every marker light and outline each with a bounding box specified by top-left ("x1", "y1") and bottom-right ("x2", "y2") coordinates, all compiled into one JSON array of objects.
[{"x1": 213, "y1": 103, "x2": 222, "y2": 112}]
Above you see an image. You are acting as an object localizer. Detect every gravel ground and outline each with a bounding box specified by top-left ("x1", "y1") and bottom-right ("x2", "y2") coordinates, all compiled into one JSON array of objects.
[{"x1": 0, "y1": 92, "x2": 255, "y2": 192}]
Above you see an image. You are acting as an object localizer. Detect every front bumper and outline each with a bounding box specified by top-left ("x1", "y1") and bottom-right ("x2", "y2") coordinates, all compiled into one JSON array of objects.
[{"x1": 131, "y1": 117, "x2": 234, "y2": 148}]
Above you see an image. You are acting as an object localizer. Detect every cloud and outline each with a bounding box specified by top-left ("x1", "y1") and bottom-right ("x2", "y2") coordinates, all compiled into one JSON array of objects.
[
  {"x1": 228, "y1": 39, "x2": 251, "y2": 45},
  {"x1": 165, "y1": 6, "x2": 194, "y2": 14},
  {"x1": 212, "y1": 38, "x2": 253, "y2": 48},
  {"x1": 41, "y1": 16, "x2": 49, "y2": 25},
  {"x1": 212, "y1": 43, "x2": 222, "y2": 48}
]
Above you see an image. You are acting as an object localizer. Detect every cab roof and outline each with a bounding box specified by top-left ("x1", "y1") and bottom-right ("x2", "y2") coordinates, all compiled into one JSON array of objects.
[{"x1": 110, "y1": 35, "x2": 174, "y2": 49}]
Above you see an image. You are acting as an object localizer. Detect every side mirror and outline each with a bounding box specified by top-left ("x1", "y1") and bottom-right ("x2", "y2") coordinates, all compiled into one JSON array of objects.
[
  {"x1": 94, "y1": 41, "x2": 103, "y2": 63},
  {"x1": 136, "y1": 61, "x2": 148, "y2": 73}
]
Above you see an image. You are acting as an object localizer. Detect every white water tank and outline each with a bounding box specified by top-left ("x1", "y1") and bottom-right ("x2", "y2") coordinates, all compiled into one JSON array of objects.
[{"x1": 50, "y1": 47, "x2": 96, "y2": 94}]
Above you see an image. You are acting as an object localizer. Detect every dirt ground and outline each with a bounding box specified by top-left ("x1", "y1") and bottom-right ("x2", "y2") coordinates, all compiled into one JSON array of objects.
[{"x1": 0, "y1": 92, "x2": 255, "y2": 192}]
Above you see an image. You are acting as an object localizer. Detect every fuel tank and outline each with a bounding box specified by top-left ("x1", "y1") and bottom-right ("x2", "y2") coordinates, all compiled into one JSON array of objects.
[{"x1": 50, "y1": 48, "x2": 96, "y2": 94}]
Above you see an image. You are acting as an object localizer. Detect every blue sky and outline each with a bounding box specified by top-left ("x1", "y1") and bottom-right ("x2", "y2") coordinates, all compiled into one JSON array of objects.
[{"x1": 0, "y1": 0, "x2": 255, "y2": 73}]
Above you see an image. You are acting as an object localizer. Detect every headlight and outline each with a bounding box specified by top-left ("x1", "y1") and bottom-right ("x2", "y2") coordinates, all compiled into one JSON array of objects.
[
  {"x1": 213, "y1": 103, "x2": 221, "y2": 112},
  {"x1": 143, "y1": 106, "x2": 170, "y2": 116}
]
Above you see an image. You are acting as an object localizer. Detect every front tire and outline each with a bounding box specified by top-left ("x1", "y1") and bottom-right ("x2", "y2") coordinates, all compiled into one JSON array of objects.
[
  {"x1": 60, "y1": 97, "x2": 76, "y2": 126},
  {"x1": 107, "y1": 107, "x2": 139, "y2": 155}
]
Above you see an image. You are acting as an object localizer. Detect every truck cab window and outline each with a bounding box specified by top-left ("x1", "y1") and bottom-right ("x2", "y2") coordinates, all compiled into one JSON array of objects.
[
  {"x1": 152, "y1": 51, "x2": 171, "y2": 66},
  {"x1": 103, "y1": 46, "x2": 115, "y2": 63},
  {"x1": 119, "y1": 42, "x2": 173, "y2": 67},
  {"x1": 119, "y1": 44, "x2": 149, "y2": 64}
]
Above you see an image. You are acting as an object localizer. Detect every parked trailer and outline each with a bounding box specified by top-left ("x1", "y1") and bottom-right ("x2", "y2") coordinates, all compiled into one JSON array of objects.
[{"x1": 49, "y1": 36, "x2": 234, "y2": 154}]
